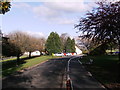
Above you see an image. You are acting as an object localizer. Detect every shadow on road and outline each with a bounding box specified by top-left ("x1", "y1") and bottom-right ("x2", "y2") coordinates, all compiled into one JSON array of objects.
[{"x1": 2, "y1": 57, "x2": 71, "y2": 89}]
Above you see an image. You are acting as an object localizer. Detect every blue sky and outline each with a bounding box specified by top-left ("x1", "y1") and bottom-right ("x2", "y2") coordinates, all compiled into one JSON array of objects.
[{"x1": 1, "y1": 0, "x2": 98, "y2": 38}]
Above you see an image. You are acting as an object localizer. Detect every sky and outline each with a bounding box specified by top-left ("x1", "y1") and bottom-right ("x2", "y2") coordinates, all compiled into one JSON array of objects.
[{"x1": 0, "y1": 0, "x2": 99, "y2": 38}]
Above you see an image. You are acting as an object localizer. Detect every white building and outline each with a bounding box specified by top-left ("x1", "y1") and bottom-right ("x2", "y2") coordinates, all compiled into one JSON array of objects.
[
  {"x1": 24, "y1": 51, "x2": 41, "y2": 56},
  {"x1": 75, "y1": 46, "x2": 82, "y2": 55}
]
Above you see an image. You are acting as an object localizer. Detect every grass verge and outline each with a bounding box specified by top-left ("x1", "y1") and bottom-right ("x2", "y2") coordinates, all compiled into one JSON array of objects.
[
  {"x1": 2, "y1": 56, "x2": 59, "y2": 77},
  {"x1": 0, "y1": 56, "x2": 27, "y2": 62},
  {"x1": 80, "y1": 55, "x2": 120, "y2": 89}
]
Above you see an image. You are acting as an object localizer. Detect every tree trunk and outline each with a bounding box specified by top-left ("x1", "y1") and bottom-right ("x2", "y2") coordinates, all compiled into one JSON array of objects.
[
  {"x1": 16, "y1": 54, "x2": 20, "y2": 65},
  {"x1": 29, "y1": 52, "x2": 31, "y2": 58},
  {"x1": 117, "y1": 40, "x2": 120, "y2": 82},
  {"x1": 118, "y1": 40, "x2": 120, "y2": 59},
  {"x1": 110, "y1": 45, "x2": 112, "y2": 54}
]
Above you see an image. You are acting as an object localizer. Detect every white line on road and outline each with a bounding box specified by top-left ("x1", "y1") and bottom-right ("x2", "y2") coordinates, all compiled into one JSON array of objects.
[
  {"x1": 88, "y1": 72, "x2": 92, "y2": 76},
  {"x1": 77, "y1": 59, "x2": 85, "y2": 69},
  {"x1": 67, "y1": 56, "x2": 81, "y2": 90},
  {"x1": 78, "y1": 59, "x2": 82, "y2": 65}
]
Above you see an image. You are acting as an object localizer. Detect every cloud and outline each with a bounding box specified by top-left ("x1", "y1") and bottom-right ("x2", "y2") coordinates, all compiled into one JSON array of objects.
[
  {"x1": 57, "y1": 18, "x2": 75, "y2": 25},
  {"x1": 43, "y1": 1, "x2": 91, "y2": 13},
  {"x1": 33, "y1": 5, "x2": 60, "y2": 18},
  {"x1": 26, "y1": 31, "x2": 45, "y2": 38},
  {"x1": 12, "y1": 2, "x2": 31, "y2": 8},
  {"x1": 32, "y1": 1, "x2": 96, "y2": 24},
  {"x1": 33, "y1": 1, "x2": 92, "y2": 15},
  {"x1": 12, "y1": 1, "x2": 97, "y2": 25}
]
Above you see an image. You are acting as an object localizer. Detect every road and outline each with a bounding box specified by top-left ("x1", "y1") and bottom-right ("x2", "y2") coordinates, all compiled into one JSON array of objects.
[
  {"x1": 2, "y1": 56, "x2": 106, "y2": 89},
  {"x1": 68, "y1": 57, "x2": 105, "y2": 90}
]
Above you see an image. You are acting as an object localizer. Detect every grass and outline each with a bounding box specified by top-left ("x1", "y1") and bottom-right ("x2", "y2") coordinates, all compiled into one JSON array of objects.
[
  {"x1": 2, "y1": 55, "x2": 59, "y2": 77},
  {"x1": 106, "y1": 49, "x2": 119, "y2": 53},
  {"x1": 0, "y1": 56, "x2": 27, "y2": 62},
  {"x1": 80, "y1": 55, "x2": 119, "y2": 88}
]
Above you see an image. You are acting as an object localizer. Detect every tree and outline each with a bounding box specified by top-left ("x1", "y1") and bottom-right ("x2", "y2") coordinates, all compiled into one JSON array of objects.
[
  {"x1": 0, "y1": 0, "x2": 11, "y2": 14},
  {"x1": 71, "y1": 39, "x2": 75, "y2": 53},
  {"x1": 75, "y1": 0, "x2": 120, "y2": 54},
  {"x1": 34, "y1": 37, "x2": 45, "y2": 53},
  {"x1": 8, "y1": 31, "x2": 27, "y2": 62},
  {"x1": 9, "y1": 31, "x2": 45, "y2": 59},
  {"x1": 24, "y1": 36, "x2": 37, "y2": 58},
  {"x1": 65, "y1": 37, "x2": 75, "y2": 53},
  {"x1": 45, "y1": 32, "x2": 62, "y2": 55},
  {"x1": 25, "y1": 37, "x2": 45, "y2": 58},
  {"x1": 60, "y1": 33, "x2": 69, "y2": 52},
  {"x1": 75, "y1": 0, "x2": 120, "y2": 81},
  {"x1": 65, "y1": 37, "x2": 71, "y2": 53},
  {"x1": 2, "y1": 39, "x2": 22, "y2": 58}
]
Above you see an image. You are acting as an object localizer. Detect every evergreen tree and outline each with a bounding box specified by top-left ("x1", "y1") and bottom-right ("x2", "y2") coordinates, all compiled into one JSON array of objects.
[
  {"x1": 45, "y1": 32, "x2": 62, "y2": 55},
  {"x1": 65, "y1": 37, "x2": 76, "y2": 53},
  {"x1": 71, "y1": 39, "x2": 75, "y2": 53},
  {"x1": 65, "y1": 37, "x2": 71, "y2": 53}
]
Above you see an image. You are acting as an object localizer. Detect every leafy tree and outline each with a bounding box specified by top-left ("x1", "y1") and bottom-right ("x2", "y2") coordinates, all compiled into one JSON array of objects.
[
  {"x1": 45, "y1": 32, "x2": 62, "y2": 55},
  {"x1": 0, "y1": 0, "x2": 11, "y2": 14},
  {"x1": 75, "y1": 0, "x2": 120, "y2": 81},
  {"x1": 75, "y1": 0, "x2": 120, "y2": 55},
  {"x1": 65, "y1": 37, "x2": 71, "y2": 53},
  {"x1": 65, "y1": 37, "x2": 75, "y2": 53},
  {"x1": 71, "y1": 39, "x2": 75, "y2": 53},
  {"x1": 89, "y1": 43, "x2": 108, "y2": 55}
]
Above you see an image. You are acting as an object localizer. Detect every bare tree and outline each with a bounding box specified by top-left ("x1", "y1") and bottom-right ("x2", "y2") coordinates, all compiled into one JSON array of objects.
[
  {"x1": 8, "y1": 31, "x2": 27, "y2": 63},
  {"x1": 60, "y1": 33, "x2": 69, "y2": 52},
  {"x1": 34, "y1": 37, "x2": 45, "y2": 53},
  {"x1": 8, "y1": 31, "x2": 46, "y2": 61}
]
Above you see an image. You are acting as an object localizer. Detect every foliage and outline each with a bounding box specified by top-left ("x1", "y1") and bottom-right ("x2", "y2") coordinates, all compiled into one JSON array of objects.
[
  {"x1": 0, "y1": 0, "x2": 11, "y2": 14},
  {"x1": 89, "y1": 43, "x2": 108, "y2": 55},
  {"x1": 64, "y1": 37, "x2": 71, "y2": 52},
  {"x1": 65, "y1": 37, "x2": 75, "y2": 53},
  {"x1": 71, "y1": 39, "x2": 76, "y2": 52},
  {"x1": 2, "y1": 39, "x2": 22, "y2": 57},
  {"x1": 75, "y1": 0, "x2": 120, "y2": 52},
  {"x1": 45, "y1": 32, "x2": 62, "y2": 55}
]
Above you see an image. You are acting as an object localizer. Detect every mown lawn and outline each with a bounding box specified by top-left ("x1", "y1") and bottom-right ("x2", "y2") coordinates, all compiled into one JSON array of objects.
[
  {"x1": 0, "y1": 56, "x2": 27, "y2": 62},
  {"x1": 80, "y1": 55, "x2": 120, "y2": 88},
  {"x1": 2, "y1": 56, "x2": 59, "y2": 77}
]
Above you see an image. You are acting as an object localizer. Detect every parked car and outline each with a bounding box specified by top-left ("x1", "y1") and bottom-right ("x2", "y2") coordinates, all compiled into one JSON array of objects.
[
  {"x1": 66, "y1": 53, "x2": 72, "y2": 56},
  {"x1": 53, "y1": 53, "x2": 64, "y2": 56}
]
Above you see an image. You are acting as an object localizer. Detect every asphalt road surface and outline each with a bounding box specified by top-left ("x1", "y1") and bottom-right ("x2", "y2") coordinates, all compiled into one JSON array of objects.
[
  {"x1": 68, "y1": 57, "x2": 105, "y2": 90},
  {"x1": 2, "y1": 56, "x2": 106, "y2": 89}
]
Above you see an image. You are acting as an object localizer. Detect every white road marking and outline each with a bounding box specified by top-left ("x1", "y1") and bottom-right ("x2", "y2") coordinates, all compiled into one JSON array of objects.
[
  {"x1": 67, "y1": 56, "x2": 106, "y2": 90},
  {"x1": 67, "y1": 56, "x2": 81, "y2": 90},
  {"x1": 77, "y1": 59, "x2": 85, "y2": 69},
  {"x1": 88, "y1": 72, "x2": 92, "y2": 76},
  {"x1": 70, "y1": 78, "x2": 73, "y2": 90},
  {"x1": 78, "y1": 59, "x2": 82, "y2": 65}
]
